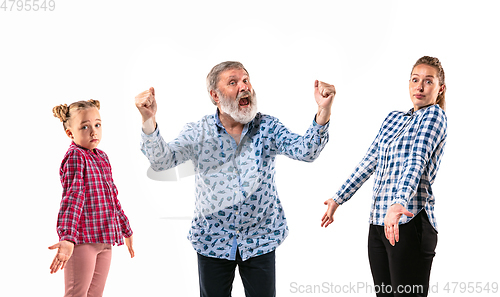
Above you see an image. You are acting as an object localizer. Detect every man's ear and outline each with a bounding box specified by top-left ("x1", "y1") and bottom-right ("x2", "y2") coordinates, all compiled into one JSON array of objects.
[{"x1": 210, "y1": 90, "x2": 220, "y2": 104}]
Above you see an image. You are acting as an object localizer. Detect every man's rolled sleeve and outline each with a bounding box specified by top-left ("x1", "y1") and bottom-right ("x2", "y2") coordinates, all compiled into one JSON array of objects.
[
  {"x1": 312, "y1": 116, "x2": 330, "y2": 145},
  {"x1": 274, "y1": 115, "x2": 330, "y2": 162},
  {"x1": 140, "y1": 123, "x2": 195, "y2": 172}
]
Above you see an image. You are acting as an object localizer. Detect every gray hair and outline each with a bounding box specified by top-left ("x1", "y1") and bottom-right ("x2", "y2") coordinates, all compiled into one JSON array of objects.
[{"x1": 206, "y1": 61, "x2": 249, "y2": 105}]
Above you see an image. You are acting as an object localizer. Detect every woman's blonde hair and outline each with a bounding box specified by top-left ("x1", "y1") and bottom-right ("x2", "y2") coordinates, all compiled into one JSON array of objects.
[
  {"x1": 412, "y1": 56, "x2": 446, "y2": 111},
  {"x1": 52, "y1": 99, "x2": 100, "y2": 130}
]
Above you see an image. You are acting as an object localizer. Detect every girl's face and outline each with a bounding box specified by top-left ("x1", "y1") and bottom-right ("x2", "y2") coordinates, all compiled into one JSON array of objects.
[
  {"x1": 409, "y1": 64, "x2": 445, "y2": 111},
  {"x1": 65, "y1": 107, "x2": 102, "y2": 151}
]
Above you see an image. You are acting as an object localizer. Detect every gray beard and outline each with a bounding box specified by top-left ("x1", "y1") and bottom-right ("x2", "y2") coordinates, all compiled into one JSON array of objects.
[{"x1": 218, "y1": 90, "x2": 258, "y2": 124}]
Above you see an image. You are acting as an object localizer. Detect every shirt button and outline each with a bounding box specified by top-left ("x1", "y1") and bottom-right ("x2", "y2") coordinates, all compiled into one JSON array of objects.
[
  {"x1": 235, "y1": 212, "x2": 239, "y2": 215},
  {"x1": 236, "y1": 231, "x2": 240, "y2": 234}
]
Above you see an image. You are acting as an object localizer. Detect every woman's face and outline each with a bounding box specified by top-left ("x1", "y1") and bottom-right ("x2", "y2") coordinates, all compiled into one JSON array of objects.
[{"x1": 409, "y1": 64, "x2": 445, "y2": 111}]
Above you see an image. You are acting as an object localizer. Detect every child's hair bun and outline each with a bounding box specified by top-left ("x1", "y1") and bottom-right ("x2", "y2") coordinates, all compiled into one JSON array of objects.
[
  {"x1": 53, "y1": 104, "x2": 69, "y2": 122},
  {"x1": 53, "y1": 99, "x2": 101, "y2": 129},
  {"x1": 88, "y1": 99, "x2": 100, "y2": 110}
]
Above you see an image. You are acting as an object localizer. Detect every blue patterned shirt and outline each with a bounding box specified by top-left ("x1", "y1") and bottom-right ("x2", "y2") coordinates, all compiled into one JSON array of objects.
[
  {"x1": 141, "y1": 111, "x2": 329, "y2": 260},
  {"x1": 333, "y1": 105, "x2": 447, "y2": 231}
]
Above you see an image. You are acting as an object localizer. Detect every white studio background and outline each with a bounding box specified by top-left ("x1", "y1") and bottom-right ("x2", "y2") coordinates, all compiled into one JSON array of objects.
[{"x1": 1, "y1": 0, "x2": 499, "y2": 296}]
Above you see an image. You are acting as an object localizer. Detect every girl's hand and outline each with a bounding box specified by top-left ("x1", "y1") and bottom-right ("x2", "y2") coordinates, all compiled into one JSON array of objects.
[
  {"x1": 125, "y1": 235, "x2": 135, "y2": 258},
  {"x1": 321, "y1": 198, "x2": 339, "y2": 228},
  {"x1": 48, "y1": 240, "x2": 75, "y2": 274},
  {"x1": 384, "y1": 203, "x2": 414, "y2": 246}
]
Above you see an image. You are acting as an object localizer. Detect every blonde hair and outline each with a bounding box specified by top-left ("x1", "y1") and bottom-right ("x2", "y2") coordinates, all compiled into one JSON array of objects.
[
  {"x1": 53, "y1": 99, "x2": 100, "y2": 130},
  {"x1": 412, "y1": 56, "x2": 446, "y2": 111}
]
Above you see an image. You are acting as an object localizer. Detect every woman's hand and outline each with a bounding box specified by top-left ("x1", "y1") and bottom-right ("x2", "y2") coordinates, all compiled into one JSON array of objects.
[
  {"x1": 321, "y1": 198, "x2": 339, "y2": 228},
  {"x1": 384, "y1": 204, "x2": 414, "y2": 246},
  {"x1": 125, "y1": 235, "x2": 135, "y2": 258},
  {"x1": 48, "y1": 240, "x2": 75, "y2": 274}
]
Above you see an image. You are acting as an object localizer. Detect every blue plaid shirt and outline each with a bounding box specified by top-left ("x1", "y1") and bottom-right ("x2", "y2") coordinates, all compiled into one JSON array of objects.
[
  {"x1": 333, "y1": 105, "x2": 447, "y2": 231},
  {"x1": 141, "y1": 111, "x2": 329, "y2": 260}
]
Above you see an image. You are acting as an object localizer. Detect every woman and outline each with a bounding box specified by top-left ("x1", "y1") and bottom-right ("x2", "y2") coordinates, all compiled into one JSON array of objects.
[{"x1": 321, "y1": 56, "x2": 447, "y2": 297}]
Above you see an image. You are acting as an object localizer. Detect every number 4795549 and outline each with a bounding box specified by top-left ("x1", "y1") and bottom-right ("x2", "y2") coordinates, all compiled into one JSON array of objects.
[
  {"x1": 442, "y1": 282, "x2": 498, "y2": 294},
  {"x1": 1, "y1": 0, "x2": 56, "y2": 11}
]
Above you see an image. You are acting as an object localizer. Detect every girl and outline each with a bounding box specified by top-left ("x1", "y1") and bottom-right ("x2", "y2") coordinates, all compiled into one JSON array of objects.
[
  {"x1": 49, "y1": 99, "x2": 134, "y2": 297},
  {"x1": 321, "y1": 56, "x2": 447, "y2": 297}
]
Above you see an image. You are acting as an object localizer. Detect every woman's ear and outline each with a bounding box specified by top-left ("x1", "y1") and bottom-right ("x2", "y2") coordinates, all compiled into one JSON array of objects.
[{"x1": 439, "y1": 84, "x2": 446, "y2": 94}]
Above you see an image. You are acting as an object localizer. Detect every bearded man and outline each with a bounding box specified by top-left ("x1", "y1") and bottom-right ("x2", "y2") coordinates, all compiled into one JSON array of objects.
[{"x1": 135, "y1": 61, "x2": 336, "y2": 297}]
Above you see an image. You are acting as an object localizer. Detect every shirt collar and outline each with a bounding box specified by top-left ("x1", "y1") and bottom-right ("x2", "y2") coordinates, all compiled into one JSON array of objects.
[
  {"x1": 406, "y1": 104, "x2": 435, "y2": 116},
  {"x1": 70, "y1": 141, "x2": 100, "y2": 155},
  {"x1": 214, "y1": 108, "x2": 224, "y2": 129}
]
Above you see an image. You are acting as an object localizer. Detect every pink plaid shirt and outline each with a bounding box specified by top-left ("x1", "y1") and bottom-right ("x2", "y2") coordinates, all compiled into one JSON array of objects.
[{"x1": 57, "y1": 142, "x2": 133, "y2": 245}]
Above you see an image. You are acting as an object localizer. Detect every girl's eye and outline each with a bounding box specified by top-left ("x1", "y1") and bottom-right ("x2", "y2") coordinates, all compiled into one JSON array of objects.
[
  {"x1": 412, "y1": 78, "x2": 418, "y2": 83},
  {"x1": 81, "y1": 126, "x2": 88, "y2": 130},
  {"x1": 96, "y1": 123, "x2": 101, "y2": 128},
  {"x1": 426, "y1": 80, "x2": 433, "y2": 84}
]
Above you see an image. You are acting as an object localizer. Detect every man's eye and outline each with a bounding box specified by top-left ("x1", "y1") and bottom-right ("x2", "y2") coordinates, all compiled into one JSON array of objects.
[
  {"x1": 81, "y1": 126, "x2": 88, "y2": 130},
  {"x1": 96, "y1": 123, "x2": 101, "y2": 128}
]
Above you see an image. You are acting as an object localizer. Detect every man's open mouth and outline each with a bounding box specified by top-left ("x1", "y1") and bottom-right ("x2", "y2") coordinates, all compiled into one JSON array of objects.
[
  {"x1": 239, "y1": 97, "x2": 249, "y2": 106},
  {"x1": 238, "y1": 93, "x2": 251, "y2": 106}
]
